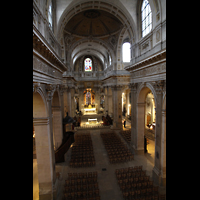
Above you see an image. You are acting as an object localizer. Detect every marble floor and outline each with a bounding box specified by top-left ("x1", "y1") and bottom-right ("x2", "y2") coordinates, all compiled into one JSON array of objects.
[{"x1": 33, "y1": 120, "x2": 165, "y2": 200}]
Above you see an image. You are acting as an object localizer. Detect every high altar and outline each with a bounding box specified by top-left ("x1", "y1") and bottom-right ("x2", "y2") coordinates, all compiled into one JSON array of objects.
[{"x1": 83, "y1": 89, "x2": 97, "y2": 115}]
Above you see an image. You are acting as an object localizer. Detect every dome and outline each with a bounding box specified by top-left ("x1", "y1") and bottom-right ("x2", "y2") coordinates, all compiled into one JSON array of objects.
[{"x1": 64, "y1": 9, "x2": 123, "y2": 37}]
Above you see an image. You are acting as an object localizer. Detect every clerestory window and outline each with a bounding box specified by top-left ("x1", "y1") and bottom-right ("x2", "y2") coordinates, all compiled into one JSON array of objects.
[
  {"x1": 122, "y1": 42, "x2": 131, "y2": 62},
  {"x1": 141, "y1": 0, "x2": 152, "y2": 37},
  {"x1": 48, "y1": 0, "x2": 53, "y2": 29}
]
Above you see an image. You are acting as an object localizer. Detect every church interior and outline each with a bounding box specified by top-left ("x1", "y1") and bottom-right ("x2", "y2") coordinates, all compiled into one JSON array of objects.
[{"x1": 33, "y1": 0, "x2": 166, "y2": 199}]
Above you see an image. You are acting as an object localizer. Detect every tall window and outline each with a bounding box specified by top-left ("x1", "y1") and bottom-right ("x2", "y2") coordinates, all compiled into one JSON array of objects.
[
  {"x1": 84, "y1": 58, "x2": 92, "y2": 71},
  {"x1": 48, "y1": 0, "x2": 53, "y2": 29},
  {"x1": 123, "y1": 42, "x2": 131, "y2": 62},
  {"x1": 141, "y1": 0, "x2": 152, "y2": 37}
]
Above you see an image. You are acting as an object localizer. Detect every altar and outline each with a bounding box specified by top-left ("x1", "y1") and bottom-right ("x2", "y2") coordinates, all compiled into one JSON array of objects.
[{"x1": 83, "y1": 104, "x2": 96, "y2": 115}]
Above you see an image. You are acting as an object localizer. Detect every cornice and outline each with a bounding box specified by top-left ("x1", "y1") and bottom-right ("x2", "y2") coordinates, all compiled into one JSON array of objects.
[
  {"x1": 124, "y1": 49, "x2": 166, "y2": 73},
  {"x1": 33, "y1": 25, "x2": 67, "y2": 72}
]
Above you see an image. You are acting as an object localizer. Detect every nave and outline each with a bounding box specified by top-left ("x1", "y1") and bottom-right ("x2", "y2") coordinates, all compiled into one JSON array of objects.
[{"x1": 50, "y1": 130, "x2": 165, "y2": 200}]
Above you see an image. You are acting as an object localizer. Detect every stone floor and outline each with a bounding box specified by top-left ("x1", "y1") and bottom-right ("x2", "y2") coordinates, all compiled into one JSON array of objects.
[
  {"x1": 54, "y1": 129, "x2": 156, "y2": 200},
  {"x1": 33, "y1": 117, "x2": 165, "y2": 200}
]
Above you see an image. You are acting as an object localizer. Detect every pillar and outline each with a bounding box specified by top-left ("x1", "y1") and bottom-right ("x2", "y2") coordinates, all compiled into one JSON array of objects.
[
  {"x1": 160, "y1": 109, "x2": 166, "y2": 186},
  {"x1": 33, "y1": 117, "x2": 56, "y2": 200},
  {"x1": 129, "y1": 83, "x2": 138, "y2": 152},
  {"x1": 63, "y1": 86, "x2": 75, "y2": 117},
  {"x1": 52, "y1": 106, "x2": 63, "y2": 150},
  {"x1": 108, "y1": 87, "x2": 113, "y2": 117},
  {"x1": 136, "y1": 102, "x2": 145, "y2": 154},
  {"x1": 104, "y1": 86, "x2": 108, "y2": 115},
  {"x1": 111, "y1": 85, "x2": 122, "y2": 129},
  {"x1": 152, "y1": 81, "x2": 164, "y2": 186}
]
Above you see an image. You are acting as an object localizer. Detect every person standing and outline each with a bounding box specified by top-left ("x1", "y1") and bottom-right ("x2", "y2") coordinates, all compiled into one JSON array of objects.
[{"x1": 124, "y1": 119, "x2": 126, "y2": 128}]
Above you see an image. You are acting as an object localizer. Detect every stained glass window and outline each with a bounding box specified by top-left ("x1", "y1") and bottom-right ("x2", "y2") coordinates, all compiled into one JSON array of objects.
[
  {"x1": 141, "y1": 0, "x2": 152, "y2": 37},
  {"x1": 84, "y1": 58, "x2": 92, "y2": 71}
]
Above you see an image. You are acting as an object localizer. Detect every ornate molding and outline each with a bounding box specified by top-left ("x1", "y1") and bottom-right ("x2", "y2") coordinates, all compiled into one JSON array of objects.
[
  {"x1": 45, "y1": 84, "x2": 56, "y2": 101},
  {"x1": 33, "y1": 82, "x2": 41, "y2": 93},
  {"x1": 125, "y1": 49, "x2": 166, "y2": 73},
  {"x1": 33, "y1": 117, "x2": 49, "y2": 126},
  {"x1": 129, "y1": 83, "x2": 137, "y2": 91},
  {"x1": 153, "y1": 80, "x2": 165, "y2": 94}
]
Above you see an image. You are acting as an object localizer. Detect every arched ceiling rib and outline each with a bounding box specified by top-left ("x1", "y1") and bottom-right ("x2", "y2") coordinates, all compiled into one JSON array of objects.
[{"x1": 57, "y1": 0, "x2": 137, "y2": 70}]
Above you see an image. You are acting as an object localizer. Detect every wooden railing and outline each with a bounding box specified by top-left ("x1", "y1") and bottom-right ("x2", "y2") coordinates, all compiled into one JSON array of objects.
[{"x1": 55, "y1": 132, "x2": 75, "y2": 163}]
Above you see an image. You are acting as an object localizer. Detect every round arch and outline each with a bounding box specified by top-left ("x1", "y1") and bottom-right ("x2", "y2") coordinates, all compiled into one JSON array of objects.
[
  {"x1": 56, "y1": 0, "x2": 137, "y2": 48},
  {"x1": 33, "y1": 87, "x2": 48, "y2": 118},
  {"x1": 135, "y1": 82, "x2": 157, "y2": 157},
  {"x1": 137, "y1": 82, "x2": 157, "y2": 106}
]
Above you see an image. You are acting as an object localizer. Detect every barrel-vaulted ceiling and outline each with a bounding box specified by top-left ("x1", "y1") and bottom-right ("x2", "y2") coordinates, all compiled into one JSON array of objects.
[{"x1": 57, "y1": 0, "x2": 137, "y2": 70}]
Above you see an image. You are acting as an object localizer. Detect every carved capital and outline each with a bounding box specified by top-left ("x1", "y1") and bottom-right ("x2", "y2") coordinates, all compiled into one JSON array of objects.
[
  {"x1": 45, "y1": 84, "x2": 56, "y2": 101},
  {"x1": 153, "y1": 80, "x2": 165, "y2": 94},
  {"x1": 33, "y1": 83, "x2": 41, "y2": 93},
  {"x1": 129, "y1": 83, "x2": 137, "y2": 91}
]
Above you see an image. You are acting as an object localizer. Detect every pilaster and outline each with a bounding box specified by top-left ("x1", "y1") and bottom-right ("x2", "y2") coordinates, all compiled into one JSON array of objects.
[
  {"x1": 111, "y1": 85, "x2": 123, "y2": 130},
  {"x1": 45, "y1": 84, "x2": 56, "y2": 184},
  {"x1": 129, "y1": 83, "x2": 138, "y2": 153},
  {"x1": 152, "y1": 80, "x2": 164, "y2": 185},
  {"x1": 33, "y1": 117, "x2": 56, "y2": 200}
]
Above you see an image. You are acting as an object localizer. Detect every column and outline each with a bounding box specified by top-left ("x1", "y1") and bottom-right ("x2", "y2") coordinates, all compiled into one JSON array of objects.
[
  {"x1": 137, "y1": 102, "x2": 145, "y2": 153},
  {"x1": 129, "y1": 83, "x2": 137, "y2": 152},
  {"x1": 152, "y1": 81, "x2": 164, "y2": 185},
  {"x1": 63, "y1": 86, "x2": 75, "y2": 117},
  {"x1": 104, "y1": 86, "x2": 108, "y2": 115},
  {"x1": 108, "y1": 86, "x2": 113, "y2": 116},
  {"x1": 52, "y1": 106, "x2": 63, "y2": 150},
  {"x1": 160, "y1": 109, "x2": 166, "y2": 186},
  {"x1": 70, "y1": 87, "x2": 75, "y2": 117},
  {"x1": 46, "y1": 85, "x2": 56, "y2": 185},
  {"x1": 111, "y1": 85, "x2": 122, "y2": 129}
]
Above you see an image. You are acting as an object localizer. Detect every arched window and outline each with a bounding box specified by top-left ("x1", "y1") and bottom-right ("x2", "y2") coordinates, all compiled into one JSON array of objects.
[
  {"x1": 84, "y1": 58, "x2": 92, "y2": 71},
  {"x1": 48, "y1": 0, "x2": 53, "y2": 29},
  {"x1": 122, "y1": 42, "x2": 131, "y2": 62},
  {"x1": 141, "y1": 0, "x2": 152, "y2": 37}
]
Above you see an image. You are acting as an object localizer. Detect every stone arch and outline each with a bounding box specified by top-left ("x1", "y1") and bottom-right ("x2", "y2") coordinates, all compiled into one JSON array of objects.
[
  {"x1": 135, "y1": 82, "x2": 157, "y2": 154},
  {"x1": 69, "y1": 38, "x2": 115, "y2": 69},
  {"x1": 33, "y1": 85, "x2": 48, "y2": 118},
  {"x1": 33, "y1": 86, "x2": 56, "y2": 199},
  {"x1": 57, "y1": 0, "x2": 137, "y2": 63},
  {"x1": 137, "y1": 82, "x2": 157, "y2": 106}
]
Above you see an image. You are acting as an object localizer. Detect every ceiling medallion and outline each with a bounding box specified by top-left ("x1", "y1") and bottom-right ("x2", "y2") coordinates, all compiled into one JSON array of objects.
[{"x1": 84, "y1": 10, "x2": 100, "y2": 19}]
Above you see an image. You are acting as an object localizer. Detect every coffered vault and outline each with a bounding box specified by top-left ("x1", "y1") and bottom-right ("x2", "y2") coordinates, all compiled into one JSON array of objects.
[{"x1": 57, "y1": 0, "x2": 137, "y2": 71}]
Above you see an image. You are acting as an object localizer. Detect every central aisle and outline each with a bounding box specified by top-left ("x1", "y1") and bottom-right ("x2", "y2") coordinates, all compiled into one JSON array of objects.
[{"x1": 55, "y1": 129, "x2": 154, "y2": 200}]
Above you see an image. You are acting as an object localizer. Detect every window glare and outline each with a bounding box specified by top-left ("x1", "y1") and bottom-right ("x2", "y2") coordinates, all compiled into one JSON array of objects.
[
  {"x1": 123, "y1": 42, "x2": 130, "y2": 62},
  {"x1": 141, "y1": 0, "x2": 152, "y2": 37}
]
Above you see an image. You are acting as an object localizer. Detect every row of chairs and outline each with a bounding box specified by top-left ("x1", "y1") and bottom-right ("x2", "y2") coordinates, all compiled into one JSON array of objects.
[
  {"x1": 120, "y1": 129, "x2": 131, "y2": 143},
  {"x1": 69, "y1": 134, "x2": 95, "y2": 168},
  {"x1": 115, "y1": 166, "x2": 163, "y2": 200},
  {"x1": 64, "y1": 172, "x2": 100, "y2": 200},
  {"x1": 100, "y1": 132, "x2": 134, "y2": 164}
]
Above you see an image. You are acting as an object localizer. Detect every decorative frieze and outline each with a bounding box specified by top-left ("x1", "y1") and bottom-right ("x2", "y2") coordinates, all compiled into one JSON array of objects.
[{"x1": 132, "y1": 62, "x2": 166, "y2": 78}]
